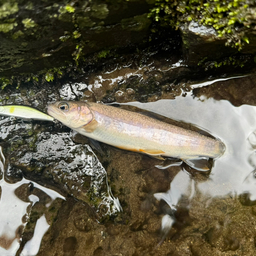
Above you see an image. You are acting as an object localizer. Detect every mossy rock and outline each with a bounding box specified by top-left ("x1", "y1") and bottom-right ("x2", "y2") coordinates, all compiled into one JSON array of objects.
[
  {"x1": 149, "y1": 0, "x2": 256, "y2": 67},
  {"x1": 0, "y1": 0, "x2": 154, "y2": 84}
]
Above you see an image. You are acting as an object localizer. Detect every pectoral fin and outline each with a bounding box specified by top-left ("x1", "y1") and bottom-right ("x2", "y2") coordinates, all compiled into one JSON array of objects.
[
  {"x1": 83, "y1": 119, "x2": 98, "y2": 133},
  {"x1": 182, "y1": 158, "x2": 210, "y2": 172},
  {"x1": 89, "y1": 138, "x2": 104, "y2": 155}
]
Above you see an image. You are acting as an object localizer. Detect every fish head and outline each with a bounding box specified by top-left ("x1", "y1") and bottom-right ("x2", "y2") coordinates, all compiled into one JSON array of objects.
[{"x1": 47, "y1": 101, "x2": 93, "y2": 128}]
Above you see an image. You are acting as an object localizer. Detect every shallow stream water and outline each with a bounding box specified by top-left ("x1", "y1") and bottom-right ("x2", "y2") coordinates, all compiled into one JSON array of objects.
[
  {"x1": 127, "y1": 90, "x2": 256, "y2": 235},
  {"x1": 1, "y1": 71, "x2": 256, "y2": 255},
  {"x1": 0, "y1": 146, "x2": 65, "y2": 255}
]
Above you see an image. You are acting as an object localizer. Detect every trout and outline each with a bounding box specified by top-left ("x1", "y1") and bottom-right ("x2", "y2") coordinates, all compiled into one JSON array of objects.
[{"x1": 47, "y1": 101, "x2": 225, "y2": 170}]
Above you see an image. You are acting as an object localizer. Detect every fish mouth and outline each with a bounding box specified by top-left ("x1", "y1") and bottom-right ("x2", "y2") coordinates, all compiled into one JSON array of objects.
[{"x1": 47, "y1": 105, "x2": 61, "y2": 119}]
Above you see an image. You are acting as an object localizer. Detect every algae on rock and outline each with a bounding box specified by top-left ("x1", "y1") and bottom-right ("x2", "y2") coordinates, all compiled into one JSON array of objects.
[
  {"x1": 0, "y1": 0, "x2": 155, "y2": 86},
  {"x1": 149, "y1": 0, "x2": 256, "y2": 66}
]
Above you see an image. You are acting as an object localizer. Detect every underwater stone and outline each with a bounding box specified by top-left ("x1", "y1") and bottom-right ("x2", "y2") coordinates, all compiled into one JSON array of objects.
[
  {"x1": 63, "y1": 236, "x2": 77, "y2": 253},
  {"x1": 121, "y1": 14, "x2": 151, "y2": 32}
]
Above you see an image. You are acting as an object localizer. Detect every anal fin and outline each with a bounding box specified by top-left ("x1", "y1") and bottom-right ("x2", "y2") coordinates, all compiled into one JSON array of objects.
[
  {"x1": 152, "y1": 155, "x2": 165, "y2": 160},
  {"x1": 116, "y1": 146, "x2": 166, "y2": 160},
  {"x1": 139, "y1": 148, "x2": 165, "y2": 155},
  {"x1": 139, "y1": 149, "x2": 165, "y2": 160}
]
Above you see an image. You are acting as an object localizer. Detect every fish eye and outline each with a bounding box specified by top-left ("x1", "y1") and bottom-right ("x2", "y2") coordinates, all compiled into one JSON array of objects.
[{"x1": 58, "y1": 102, "x2": 69, "y2": 111}]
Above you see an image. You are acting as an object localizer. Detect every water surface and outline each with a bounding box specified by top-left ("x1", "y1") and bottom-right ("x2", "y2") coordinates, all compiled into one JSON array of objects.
[{"x1": 123, "y1": 85, "x2": 256, "y2": 234}]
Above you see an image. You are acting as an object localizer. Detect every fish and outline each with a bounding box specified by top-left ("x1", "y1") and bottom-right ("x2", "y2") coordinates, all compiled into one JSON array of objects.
[
  {"x1": 47, "y1": 101, "x2": 225, "y2": 171},
  {"x1": 0, "y1": 105, "x2": 54, "y2": 121}
]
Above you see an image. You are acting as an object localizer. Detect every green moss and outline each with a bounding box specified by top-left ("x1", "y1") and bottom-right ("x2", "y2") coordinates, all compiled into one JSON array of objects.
[
  {"x1": 27, "y1": 129, "x2": 34, "y2": 136},
  {"x1": 87, "y1": 187, "x2": 102, "y2": 208},
  {"x1": 73, "y1": 44, "x2": 83, "y2": 65},
  {"x1": 45, "y1": 72, "x2": 54, "y2": 82},
  {"x1": 76, "y1": 16, "x2": 95, "y2": 28},
  {"x1": 73, "y1": 30, "x2": 81, "y2": 39},
  {"x1": 0, "y1": 21, "x2": 17, "y2": 33},
  {"x1": 58, "y1": 5, "x2": 69, "y2": 15},
  {"x1": 44, "y1": 67, "x2": 64, "y2": 82},
  {"x1": 32, "y1": 76, "x2": 39, "y2": 82},
  {"x1": 59, "y1": 34, "x2": 70, "y2": 42},
  {"x1": 0, "y1": 2, "x2": 19, "y2": 19},
  {"x1": 25, "y1": 2, "x2": 34, "y2": 11},
  {"x1": 22, "y1": 18, "x2": 37, "y2": 29},
  {"x1": 97, "y1": 49, "x2": 111, "y2": 59},
  {"x1": 0, "y1": 64, "x2": 67, "y2": 88},
  {"x1": 199, "y1": 55, "x2": 250, "y2": 70},
  {"x1": 12, "y1": 30, "x2": 24, "y2": 39},
  {"x1": 0, "y1": 77, "x2": 11, "y2": 89},
  {"x1": 58, "y1": 5, "x2": 73, "y2": 22},
  {"x1": 65, "y1": 4, "x2": 75, "y2": 13},
  {"x1": 149, "y1": 0, "x2": 256, "y2": 50},
  {"x1": 28, "y1": 141, "x2": 36, "y2": 150}
]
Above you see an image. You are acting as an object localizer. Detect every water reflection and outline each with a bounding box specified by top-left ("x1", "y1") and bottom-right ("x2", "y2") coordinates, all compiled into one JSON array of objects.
[
  {"x1": 21, "y1": 215, "x2": 50, "y2": 256},
  {"x1": 0, "y1": 146, "x2": 65, "y2": 256},
  {"x1": 124, "y1": 90, "x2": 256, "y2": 234}
]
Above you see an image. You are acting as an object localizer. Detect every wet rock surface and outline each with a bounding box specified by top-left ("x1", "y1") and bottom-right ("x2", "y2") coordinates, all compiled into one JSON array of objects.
[
  {"x1": 180, "y1": 20, "x2": 256, "y2": 68},
  {"x1": 1, "y1": 0, "x2": 256, "y2": 88},
  {"x1": 193, "y1": 74, "x2": 256, "y2": 106}
]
